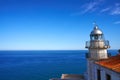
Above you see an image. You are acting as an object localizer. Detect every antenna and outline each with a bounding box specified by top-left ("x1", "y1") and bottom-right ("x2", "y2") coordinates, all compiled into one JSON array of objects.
[{"x1": 93, "y1": 21, "x2": 97, "y2": 26}]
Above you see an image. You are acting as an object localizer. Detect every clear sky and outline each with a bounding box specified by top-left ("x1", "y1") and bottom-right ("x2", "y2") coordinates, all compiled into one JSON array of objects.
[{"x1": 1, "y1": 0, "x2": 120, "y2": 50}]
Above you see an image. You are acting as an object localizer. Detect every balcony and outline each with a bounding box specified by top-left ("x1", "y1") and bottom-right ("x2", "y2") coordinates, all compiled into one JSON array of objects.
[{"x1": 85, "y1": 40, "x2": 110, "y2": 49}]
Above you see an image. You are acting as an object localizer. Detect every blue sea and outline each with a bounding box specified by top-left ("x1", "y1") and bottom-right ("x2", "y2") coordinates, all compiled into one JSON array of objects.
[{"x1": 0, "y1": 50, "x2": 118, "y2": 80}]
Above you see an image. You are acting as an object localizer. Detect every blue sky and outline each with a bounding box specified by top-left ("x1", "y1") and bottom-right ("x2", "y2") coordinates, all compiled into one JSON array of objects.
[{"x1": 0, "y1": 0, "x2": 120, "y2": 50}]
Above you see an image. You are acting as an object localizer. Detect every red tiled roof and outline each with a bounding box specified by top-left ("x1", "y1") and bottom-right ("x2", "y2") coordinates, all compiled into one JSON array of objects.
[{"x1": 96, "y1": 55, "x2": 120, "y2": 73}]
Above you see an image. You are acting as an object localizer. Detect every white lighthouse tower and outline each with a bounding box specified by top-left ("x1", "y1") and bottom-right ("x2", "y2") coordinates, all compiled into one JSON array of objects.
[
  {"x1": 85, "y1": 24, "x2": 110, "y2": 80},
  {"x1": 85, "y1": 24, "x2": 110, "y2": 60}
]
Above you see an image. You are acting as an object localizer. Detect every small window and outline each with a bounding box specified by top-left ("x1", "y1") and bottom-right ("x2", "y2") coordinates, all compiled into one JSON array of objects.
[
  {"x1": 106, "y1": 74, "x2": 111, "y2": 80},
  {"x1": 97, "y1": 69, "x2": 101, "y2": 80}
]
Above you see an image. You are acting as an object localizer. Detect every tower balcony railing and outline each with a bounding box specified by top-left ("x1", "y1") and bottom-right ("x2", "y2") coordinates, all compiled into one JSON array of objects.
[{"x1": 85, "y1": 40, "x2": 110, "y2": 48}]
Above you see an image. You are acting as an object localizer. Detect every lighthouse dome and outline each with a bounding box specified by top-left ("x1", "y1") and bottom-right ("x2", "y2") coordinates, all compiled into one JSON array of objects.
[{"x1": 90, "y1": 26, "x2": 103, "y2": 35}]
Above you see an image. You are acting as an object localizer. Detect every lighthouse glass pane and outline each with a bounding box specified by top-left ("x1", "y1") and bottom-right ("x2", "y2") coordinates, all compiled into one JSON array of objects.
[
  {"x1": 91, "y1": 36, "x2": 94, "y2": 40},
  {"x1": 91, "y1": 35, "x2": 104, "y2": 40},
  {"x1": 98, "y1": 35, "x2": 103, "y2": 40},
  {"x1": 94, "y1": 35, "x2": 98, "y2": 40}
]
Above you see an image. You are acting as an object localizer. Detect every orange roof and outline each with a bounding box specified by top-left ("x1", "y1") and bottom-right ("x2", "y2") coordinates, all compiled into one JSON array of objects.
[{"x1": 96, "y1": 55, "x2": 120, "y2": 73}]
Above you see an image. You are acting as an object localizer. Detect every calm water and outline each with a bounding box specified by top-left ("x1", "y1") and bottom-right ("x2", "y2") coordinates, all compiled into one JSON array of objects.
[{"x1": 0, "y1": 50, "x2": 117, "y2": 80}]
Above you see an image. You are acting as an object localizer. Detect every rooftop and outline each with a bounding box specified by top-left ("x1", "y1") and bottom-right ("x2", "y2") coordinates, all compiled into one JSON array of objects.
[
  {"x1": 96, "y1": 55, "x2": 120, "y2": 73},
  {"x1": 90, "y1": 26, "x2": 103, "y2": 35}
]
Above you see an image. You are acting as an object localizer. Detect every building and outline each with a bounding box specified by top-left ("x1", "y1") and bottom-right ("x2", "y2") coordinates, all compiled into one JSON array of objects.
[
  {"x1": 85, "y1": 24, "x2": 120, "y2": 80},
  {"x1": 95, "y1": 55, "x2": 120, "y2": 80},
  {"x1": 50, "y1": 24, "x2": 120, "y2": 80}
]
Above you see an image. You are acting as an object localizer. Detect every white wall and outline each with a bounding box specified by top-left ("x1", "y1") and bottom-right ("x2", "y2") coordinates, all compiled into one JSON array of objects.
[
  {"x1": 89, "y1": 48, "x2": 108, "y2": 60},
  {"x1": 94, "y1": 63, "x2": 120, "y2": 80},
  {"x1": 86, "y1": 59, "x2": 120, "y2": 80}
]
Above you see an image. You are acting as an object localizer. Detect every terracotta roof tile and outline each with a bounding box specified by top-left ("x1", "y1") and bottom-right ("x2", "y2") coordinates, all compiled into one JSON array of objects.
[{"x1": 96, "y1": 55, "x2": 120, "y2": 73}]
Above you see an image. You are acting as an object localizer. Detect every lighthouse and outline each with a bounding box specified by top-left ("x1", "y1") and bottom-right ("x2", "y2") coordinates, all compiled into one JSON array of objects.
[
  {"x1": 85, "y1": 24, "x2": 110, "y2": 80},
  {"x1": 85, "y1": 24, "x2": 110, "y2": 60}
]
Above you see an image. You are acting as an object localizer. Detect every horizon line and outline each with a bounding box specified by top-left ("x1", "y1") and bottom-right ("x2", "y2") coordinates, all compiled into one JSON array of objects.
[{"x1": 0, "y1": 49, "x2": 118, "y2": 51}]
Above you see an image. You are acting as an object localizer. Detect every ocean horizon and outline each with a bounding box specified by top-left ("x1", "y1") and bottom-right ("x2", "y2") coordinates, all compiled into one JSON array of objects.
[{"x1": 0, "y1": 50, "x2": 118, "y2": 80}]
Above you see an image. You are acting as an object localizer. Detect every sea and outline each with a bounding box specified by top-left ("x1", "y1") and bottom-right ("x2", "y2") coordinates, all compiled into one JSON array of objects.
[{"x1": 0, "y1": 50, "x2": 118, "y2": 80}]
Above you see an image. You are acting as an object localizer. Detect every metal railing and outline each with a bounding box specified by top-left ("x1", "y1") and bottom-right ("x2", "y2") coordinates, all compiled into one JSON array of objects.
[{"x1": 85, "y1": 40, "x2": 110, "y2": 48}]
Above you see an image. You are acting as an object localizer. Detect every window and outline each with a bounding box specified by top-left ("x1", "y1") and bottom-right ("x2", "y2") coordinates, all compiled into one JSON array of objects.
[
  {"x1": 106, "y1": 74, "x2": 111, "y2": 80},
  {"x1": 97, "y1": 69, "x2": 101, "y2": 80}
]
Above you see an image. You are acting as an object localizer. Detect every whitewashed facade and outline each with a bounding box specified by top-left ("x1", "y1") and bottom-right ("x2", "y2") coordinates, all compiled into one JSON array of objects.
[{"x1": 85, "y1": 59, "x2": 120, "y2": 80}]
